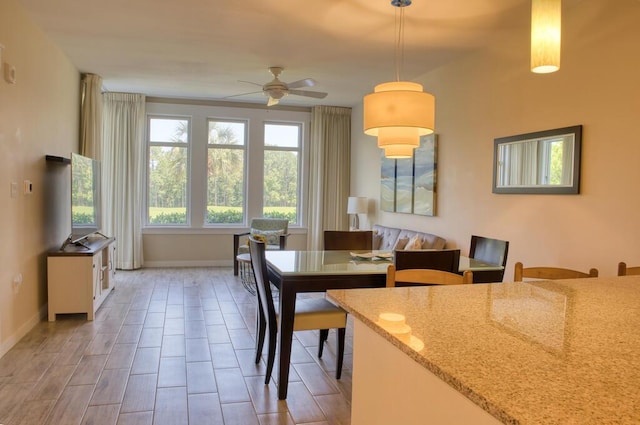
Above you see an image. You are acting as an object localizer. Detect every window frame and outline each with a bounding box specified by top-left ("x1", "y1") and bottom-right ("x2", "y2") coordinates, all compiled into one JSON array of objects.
[
  {"x1": 205, "y1": 118, "x2": 249, "y2": 226},
  {"x1": 143, "y1": 101, "x2": 311, "y2": 233},
  {"x1": 145, "y1": 114, "x2": 192, "y2": 227},
  {"x1": 262, "y1": 121, "x2": 303, "y2": 226}
]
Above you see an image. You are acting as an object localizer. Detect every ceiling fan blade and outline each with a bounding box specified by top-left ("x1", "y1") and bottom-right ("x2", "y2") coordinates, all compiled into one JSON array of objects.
[
  {"x1": 223, "y1": 90, "x2": 262, "y2": 99},
  {"x1": 267, "y1": 96, "x2": 280, "y2": 107},
  {"x1": 238, "y1": 80, "x2": 263, "y2": 87},
  {"x1": 288, "y1": 89, "x2": 328, "y2": 99},
  {"x1": 286, "y1": 78, "x2": 316, "y2": 89}
]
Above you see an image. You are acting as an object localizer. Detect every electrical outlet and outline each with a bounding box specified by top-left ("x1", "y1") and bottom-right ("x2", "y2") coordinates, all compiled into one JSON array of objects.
[
  {"x1": 10, "y1": 182, "x2": 17, "y2": 198},
  {"x1": 24, "y1": 180, "x2": 33, "y2": 194}
]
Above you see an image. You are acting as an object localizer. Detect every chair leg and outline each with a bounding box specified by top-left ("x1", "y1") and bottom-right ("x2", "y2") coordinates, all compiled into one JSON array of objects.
[
  {"x1": 255, "y1": 307, "x2": 266, "y2": 364},
  {"x1": 335, "y1": 327, "x2": 346, "y2": 380},
  {"x1": 264, "y1": 328, "x2": 277, "y2": 385},
  {"x1": 318, "y1": 329, "x2": 329, "y2": 358}
]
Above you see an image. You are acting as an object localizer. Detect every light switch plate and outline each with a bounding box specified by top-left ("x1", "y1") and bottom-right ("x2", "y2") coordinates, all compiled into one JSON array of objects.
[{"x1": 4, "y1": 63, "x2": 16, "y2": 84}]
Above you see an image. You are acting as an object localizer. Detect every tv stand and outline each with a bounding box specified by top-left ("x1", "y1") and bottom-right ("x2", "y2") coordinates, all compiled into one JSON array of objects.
[{"x1": 47, "y1": 237, "x2": 116, "y2": 321}]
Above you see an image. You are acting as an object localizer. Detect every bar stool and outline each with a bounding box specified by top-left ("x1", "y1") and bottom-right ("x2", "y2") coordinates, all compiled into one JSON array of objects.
[{"x1": 236, "y1": 253, "x2": 256, "y2": 295}]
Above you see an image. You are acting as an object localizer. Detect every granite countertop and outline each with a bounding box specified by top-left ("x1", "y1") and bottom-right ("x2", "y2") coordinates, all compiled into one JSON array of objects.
[{"x1": 327, "y1": 276, "x2": 640, "y2": 425}]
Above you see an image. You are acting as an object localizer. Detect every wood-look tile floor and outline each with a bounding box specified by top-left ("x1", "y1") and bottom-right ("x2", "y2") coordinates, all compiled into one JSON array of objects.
[{"x1": 0, "y1": 267, "x2": 353, "y2": 425}]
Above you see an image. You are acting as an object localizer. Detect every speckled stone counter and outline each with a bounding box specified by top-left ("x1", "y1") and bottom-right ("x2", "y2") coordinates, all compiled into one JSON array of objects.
[{"x1": 328, "y1": 276, "x2": 640, "y2": 424}]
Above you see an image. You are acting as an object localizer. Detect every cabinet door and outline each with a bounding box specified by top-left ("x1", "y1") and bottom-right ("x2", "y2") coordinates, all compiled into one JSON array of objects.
[{"x1": 47, "y1": 256, "x2": 94, "y2": 321}]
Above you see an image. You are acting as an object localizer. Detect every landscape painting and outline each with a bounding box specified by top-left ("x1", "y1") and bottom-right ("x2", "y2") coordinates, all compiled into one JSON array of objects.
[
  {"x1": 413, "y1": 134, "x2": 437, "y2": 216},
  {"x1": 380, "y1": 134, "x2": 437, "y2": 215},
  {"x1": 380, "y1": 154, "x2": 396, "y2": 212},
  {"x1": 395, "y1": 156, "x2": 414, "y2": 213}
]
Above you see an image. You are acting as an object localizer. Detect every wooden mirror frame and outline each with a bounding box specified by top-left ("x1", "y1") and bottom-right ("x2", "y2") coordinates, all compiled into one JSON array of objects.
[{"x1": 492, "y1": 125, "x2": 582, "y2": 194}]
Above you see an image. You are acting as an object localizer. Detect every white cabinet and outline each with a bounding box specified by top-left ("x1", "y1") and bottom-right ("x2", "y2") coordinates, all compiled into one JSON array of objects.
[{"x1": 47, "y1": 237, "x2": 116, "y2": 321}]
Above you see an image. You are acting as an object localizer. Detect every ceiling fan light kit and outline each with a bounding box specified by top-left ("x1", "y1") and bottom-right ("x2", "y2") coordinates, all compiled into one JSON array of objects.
[
  {"x1": 228, "y1": 66, "x2": 328, "y2": 106},
  {"x1": 363, "y1": 0, "x2": 435, "y2": 159}
]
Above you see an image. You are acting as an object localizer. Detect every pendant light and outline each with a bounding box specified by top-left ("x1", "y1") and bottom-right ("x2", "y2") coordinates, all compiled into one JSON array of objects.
[
  {"x1": 363, "y1": 0, "x2": 435, "y2": 159},
  {"x1": 531, "y1": 0, "x2": 561, "y2": 73}
]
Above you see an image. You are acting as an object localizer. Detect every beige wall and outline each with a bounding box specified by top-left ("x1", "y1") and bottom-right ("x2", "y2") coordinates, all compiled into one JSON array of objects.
[
  {"x1": 351, "y1": 0, "x2": 640, "y2": 280},
  {"x1": 0, "y1": 0, "x2": 79, "y2": 355}
]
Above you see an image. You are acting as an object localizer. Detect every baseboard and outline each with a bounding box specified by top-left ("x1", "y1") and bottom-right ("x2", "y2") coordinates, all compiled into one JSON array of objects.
[
  {"x1": 142, "y1": 260, "x2": 231, "y2": 268},
  {"x1": 0, "y1": 303, "x2": 48, "y2": 359}
]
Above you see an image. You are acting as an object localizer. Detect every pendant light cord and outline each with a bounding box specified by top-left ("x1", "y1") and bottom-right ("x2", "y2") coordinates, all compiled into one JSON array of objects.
[{"x1": 394, "y1": 6, "x2": 406, "y2": 82}]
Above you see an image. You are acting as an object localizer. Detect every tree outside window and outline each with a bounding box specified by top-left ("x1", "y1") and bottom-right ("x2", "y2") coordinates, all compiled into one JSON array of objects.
[
  {"x1": 147, "y1": 117, "x2": 189, "y2": 225},
  {"x1": 206, "y1": 120, "x2": 246, "y2": 224},
  {"x1": 263, "y1": 123, "x2": 300, "y2": 224}
]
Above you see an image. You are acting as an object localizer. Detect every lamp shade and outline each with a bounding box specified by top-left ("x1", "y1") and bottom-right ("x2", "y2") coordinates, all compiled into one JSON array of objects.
[
  {"x1": 347, "y1": 197, "x2": 368, "y2": 214},
  {"x1": 531, "y1": 0, "x2": 561, "y2": 73},
  {"x1": 363, "y1": 81, "x2": 435, "y2": 138},
  {"x1": 384, "y1": 144, "x2": 415, "y2": 159}
]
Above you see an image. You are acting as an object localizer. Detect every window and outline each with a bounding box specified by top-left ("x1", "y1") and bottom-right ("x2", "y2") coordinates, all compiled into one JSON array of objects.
[
  {"x1": 206, "y1": 120, "x2": 246, "y2": 224},
  {"x1": 147, "y1": 117, "x2": 190, "y2": 225},
  {"x1": 263, "y1": 123, "x2": 301, "y2": 224},
  {"x1": 144, "y1": 101, "x2": 309, "y2": 229}
]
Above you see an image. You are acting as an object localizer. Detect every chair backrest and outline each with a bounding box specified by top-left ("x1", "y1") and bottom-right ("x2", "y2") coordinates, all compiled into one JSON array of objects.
[
  {"x1": 387, "y1": 264, "x2": 473, "y2": 287},
  {"x1": 618, "y1": 262, "x2": 640, "y2": 276},
  {"x1": 324, "y1": 230, "x2": 373, "y2": 250},
  {"x1": 250, "y1": 218, "x2": 288, "y2": 233},
  {"x1": 394, "y1": 249, "x2": 461, "y2": 273},
  {"x1": 514, "y1": 262, "x2": 598, "y2": 281},
  {"x1": 249, "y1": 237, "x2": 278, "y2": 335},
  {"x1": 469, "y1": 235, "x2": 509, "y2": 267}
]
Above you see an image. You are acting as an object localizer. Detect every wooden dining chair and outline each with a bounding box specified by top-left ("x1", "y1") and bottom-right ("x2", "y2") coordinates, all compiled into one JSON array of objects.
[
  {"x1": 387, "y1": 264, "x2": 473, "y2": 287},
  {"x1": 514, "y1": 262, "x2": 598, "y2": 281},
  {"x1": 469, "y1": 235, "x2": 509, "y2": 282},
  {"x1": 394, "y1": 249, "x2": 461, "y2": 273},
  {"x1": 324, "y1": 230, "x2": 373, "y2": 250},
  {"x1": 249, "y1": 237, "x2": 347, "y2": 386},
  {"x1": 617, "y1": 262, "x2": 640, "y2": 276}
]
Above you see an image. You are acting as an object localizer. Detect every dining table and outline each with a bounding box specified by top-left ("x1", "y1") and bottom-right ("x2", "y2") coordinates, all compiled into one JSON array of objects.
[{"x1": 264, "y1": 249, "x2": 503, "y2": 399}]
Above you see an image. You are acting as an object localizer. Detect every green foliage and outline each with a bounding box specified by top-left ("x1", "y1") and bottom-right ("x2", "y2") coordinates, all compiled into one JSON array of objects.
[
  {"x1": 264, "y1": 151, "x2": 298, "y2": 207},
  {"x1": 206, "y1": 208, "x2": 243, "y2": 224},
  {"x1": 549, "y1": 141, "x2": 563, "y2": 185},
  {"x1": 263, "y1": 209, "x2": 297, "y2": 222},
  {"x1": 72, "y1": 211, "x2": 95, "y2": 225},
  {"x1": 149, "y1": 211, "x2": 187, "y2": 224}
]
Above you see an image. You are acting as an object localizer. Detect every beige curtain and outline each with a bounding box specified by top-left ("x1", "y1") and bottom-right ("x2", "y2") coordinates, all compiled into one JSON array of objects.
[
  {"x1": 80, "y1": 74, "x2": 103, "y2": 159},
  {"x1": 102, "y1": 92, "x2": 146, "y2": 270},
  {"x1": 307, "y1": 106, "x2": 352, "y2": 250}
]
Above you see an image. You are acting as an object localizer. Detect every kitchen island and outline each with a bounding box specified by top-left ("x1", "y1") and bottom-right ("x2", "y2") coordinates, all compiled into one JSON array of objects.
[{"x1": 327, "y1": 276, "x2": 640, "y2": 424}]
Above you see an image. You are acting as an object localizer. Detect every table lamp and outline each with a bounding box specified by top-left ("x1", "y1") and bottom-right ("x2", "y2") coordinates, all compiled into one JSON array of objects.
[{"x1": 347, "y1": 197, "x2": 368, "y2": 230}]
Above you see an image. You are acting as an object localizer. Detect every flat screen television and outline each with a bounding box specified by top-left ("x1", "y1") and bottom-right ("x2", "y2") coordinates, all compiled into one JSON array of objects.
[{"x1": 65, "y1": 152, "x2": 103, "y2": 248}]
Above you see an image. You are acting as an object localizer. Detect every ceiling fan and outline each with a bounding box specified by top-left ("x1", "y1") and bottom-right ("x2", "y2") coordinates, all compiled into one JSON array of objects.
[{"x1": 227, "y1": 67, "x2": 328, "y2": 106}]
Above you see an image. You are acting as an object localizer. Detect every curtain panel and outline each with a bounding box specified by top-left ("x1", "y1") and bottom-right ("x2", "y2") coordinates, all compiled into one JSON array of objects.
[
  {"x1": 80, "y1": 74, "x2": 103, "y2": 159},
  {"x1": 307, "y1": 106, "x2": 352, "y2": 250},
  {"x1": 102, "y1": 92, "x2": 146, "y2": 270}
]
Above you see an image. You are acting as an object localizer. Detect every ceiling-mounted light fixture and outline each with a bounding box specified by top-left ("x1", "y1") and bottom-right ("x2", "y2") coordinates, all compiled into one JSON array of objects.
[
  {"x1": 531, "y1": 0, "x2": 561, "y2": 73},
  {"x1": 363, "y1": 0, "x2": 435, "y2": 159}
]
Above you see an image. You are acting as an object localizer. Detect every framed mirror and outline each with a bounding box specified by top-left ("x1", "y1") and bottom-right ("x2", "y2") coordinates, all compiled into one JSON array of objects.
[{"x1": 492, "y1": 125, "x2": 582, "y2": 194}]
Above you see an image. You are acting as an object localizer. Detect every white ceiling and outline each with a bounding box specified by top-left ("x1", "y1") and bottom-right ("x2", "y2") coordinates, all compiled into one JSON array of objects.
[{"x1": 19, "y1": 0, "x2": 542, "y2": 107}]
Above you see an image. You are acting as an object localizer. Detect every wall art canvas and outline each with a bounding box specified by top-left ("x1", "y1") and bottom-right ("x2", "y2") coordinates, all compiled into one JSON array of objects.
[
  {"x1": 379, "y1": 134, "x2": 438, "y2": 216},
  {"x1": 380, "y1": 154, "x2": 396, "y2": 212},
  {"x1": 395, "y1": 157, "x2": 414, "y2": 213},
  {"x1": 413, "y1": 134, "x2": 437, "y2": 216}
]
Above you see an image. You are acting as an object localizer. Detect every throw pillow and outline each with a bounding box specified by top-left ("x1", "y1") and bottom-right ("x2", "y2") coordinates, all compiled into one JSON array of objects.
[
  {"x1": 251, "y1": 229, "x2": 283, "y2": 246},
  {"x1": 393, "y1": 237, "x2": 409, "y2": 251},
  {"x1": 246, "y1": 234, "x2": 267, "y2": 246},
  {"x1": 405, "y1": 234, "x2": 423, "y2": 250}
]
